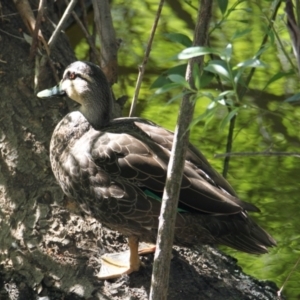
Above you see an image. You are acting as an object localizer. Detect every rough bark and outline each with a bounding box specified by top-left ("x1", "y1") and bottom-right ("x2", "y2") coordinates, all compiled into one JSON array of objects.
[
  {"x1": 0, "y1": 1, "x2": 282, "y2": 299},
  {"x1": 150, "y1": 1, "x2": 212, "y2": 299}
]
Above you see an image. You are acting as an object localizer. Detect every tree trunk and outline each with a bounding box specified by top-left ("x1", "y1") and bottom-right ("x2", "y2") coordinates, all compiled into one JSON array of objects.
[{"x1": 0, "y1": 1, "x2": 282, "y2": 299}]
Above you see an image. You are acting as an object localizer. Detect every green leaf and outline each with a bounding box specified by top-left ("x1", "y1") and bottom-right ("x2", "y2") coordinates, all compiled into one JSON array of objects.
[
  {"x1": 236, "y1": 58, "x2": 266, "y2": 68},
  {"x1": 165, "y1": 33, "x2": 192, "y2": 47},
  {"x1": 220, "y1": 44, "x2": 232, "y2": 62},
  {"x1": 151, "y1": 75, "x2": 171, "y2": 89},
  {"x1": 155, "y1": 83, "x2": 182, "y2": 94},
  {"x1": 217, "y1": 0, "x2": 228, "y2": 14},
  {"x1": 219, "y1": 107, "x2": 239, "y2": 131},
  {"x1": 177, "y1": 46, "x2": 220, "y2": 60},
  {"x1": 192, "y1": 64, "x2": 201, "y2": 90},
  {"x1": 267, "y1": 27, "x2": 275, "y2": 44},
  {"x1": 284, "y1": 93, "x2": 300, "y2": 102},
  {"x1": 167, "y1": 91, "x2": 188, "y2": 104},
  {"x1": 151, "y1": 64, "x2": 187, "y2": 89},
  {"x1": 231, "y1": 28, "x2": 252, "y2": 40},
  {"x1": 168, "y1": 74, "x2": 190, "y2": 88},
  {"x1": 204, "y1": 60, "x2": 230, "y2": 79},
  {"x1": 200, "y1": 92, "x2": 215, "y2": 101},
  {"x1": 189, "y1": 105, "x2": 218, "y2": 129},
  {"x1": 166, "y1": 64, "x2": 187, "y2": 76},
  {"x1": 199, "y1": 71, "x2": 214, "y2": 88},
  {"x1": 214, "y1": 90, "x2": 235, "y2": 103},
  {"x1": 255, "y1": 44, "x2": 269, "y2": 57},
  {"x1": 263, "y1": 70, "x2": 295, "y2": 90}
]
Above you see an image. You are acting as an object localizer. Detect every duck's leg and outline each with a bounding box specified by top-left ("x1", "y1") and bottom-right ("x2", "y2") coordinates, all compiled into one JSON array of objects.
[
  {"x1": 138, "y1": 242, "x2": 156, "y2": 255},
  {"x1": 97, "y1": 235, "x2": 142, "y2": 279},
  {"x1": 128, "y1": 235, "x2": 142, "y2": 272}
]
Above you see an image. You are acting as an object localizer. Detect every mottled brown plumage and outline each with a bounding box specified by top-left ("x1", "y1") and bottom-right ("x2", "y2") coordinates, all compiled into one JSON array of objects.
[{"x1": 38, "y1": 61, "x2": 276, "y2": 278}]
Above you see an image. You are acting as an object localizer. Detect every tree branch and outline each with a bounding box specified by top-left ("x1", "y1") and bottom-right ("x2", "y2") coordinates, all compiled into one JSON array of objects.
[{"x1": 149, "y1": 1, "x2": 213, "y2": 299}]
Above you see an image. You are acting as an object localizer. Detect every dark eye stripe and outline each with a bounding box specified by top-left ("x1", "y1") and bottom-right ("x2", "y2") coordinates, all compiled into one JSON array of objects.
[
  {"x1": 69, "y1": 72, "x2": 76, "y2": 80},
  {"x1": 64, "y1": 70, "x2": 87, "y2": 81}
]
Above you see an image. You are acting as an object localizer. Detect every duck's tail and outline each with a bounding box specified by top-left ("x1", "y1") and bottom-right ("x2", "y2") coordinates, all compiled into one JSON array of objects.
[{"x1": 175, "y1": 212, "x2": 276, "y2": 254}]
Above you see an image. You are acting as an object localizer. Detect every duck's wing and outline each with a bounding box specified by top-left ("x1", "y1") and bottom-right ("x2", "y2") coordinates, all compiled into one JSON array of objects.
[
  {"x1": 133, "y1": 120, "x2": 259, "y2": 213},
  {"x1": 92, "y1": 118, "x2": 258, "y2": 216}
]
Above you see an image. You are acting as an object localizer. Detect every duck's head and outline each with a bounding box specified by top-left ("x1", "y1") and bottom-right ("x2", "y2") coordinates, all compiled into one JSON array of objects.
[{"x1": 37, "y1": 61, "x2": 112, "y2": 129}]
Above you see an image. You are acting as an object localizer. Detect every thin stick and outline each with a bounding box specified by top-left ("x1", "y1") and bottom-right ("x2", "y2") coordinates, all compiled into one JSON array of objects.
[
  {"x1": 278, "y1": 255, "x2": 300, "y2": 297},
  {"x1": 149, "y1": 1, "x2": 212, "y2": 299},
  {"x1": 215, "y1": 151, "x2": 300, "y2": 158},
  {"x1": 29, "y1": 0, "x2": 46, "y2": 59},
  {"x1": 48, "y1": 0, "x2": 78, "y2": 49},
  {"x1": 129, "y1": 0, "x2": 165, "y2": 117},
  {"x1": 222, "y1": 115, "x2": 236, "y2": 178}
]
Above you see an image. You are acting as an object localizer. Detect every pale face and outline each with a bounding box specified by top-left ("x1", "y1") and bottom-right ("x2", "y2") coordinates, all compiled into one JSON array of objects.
[{"x1": 60, "y1": 66, "x2": 93, "y2": 105}]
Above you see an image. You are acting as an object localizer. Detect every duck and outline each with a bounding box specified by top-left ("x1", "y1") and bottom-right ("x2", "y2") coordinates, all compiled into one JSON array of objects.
[{"x1": 37, "y1": 61, "x2": 276, "y2": 279}]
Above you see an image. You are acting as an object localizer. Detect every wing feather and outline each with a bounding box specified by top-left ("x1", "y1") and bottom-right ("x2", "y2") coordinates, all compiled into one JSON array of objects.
[{"x1": 87, "y1": 118, "x2": 258, "y2": 216}]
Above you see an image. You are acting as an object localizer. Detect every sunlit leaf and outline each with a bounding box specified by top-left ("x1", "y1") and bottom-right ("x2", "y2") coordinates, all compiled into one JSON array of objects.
[
  {"x1": 234, "y1": 68, "x2": 244, "y2": 84},
  {"x1": 220, "y1": 44, "x2": 232, "y2": 62},
  {"x1": 204, "y1": 60, "x2": 230, "y2": 79},
  {"x1": 177, "y1": 46, "x2": 220, "y2": 60},
  {"x1": 214, "y1": 90, "x2": 235, "y2": 103},
  {"x1": 236, "y1": 58, "x2": 266, "y2": 68}
]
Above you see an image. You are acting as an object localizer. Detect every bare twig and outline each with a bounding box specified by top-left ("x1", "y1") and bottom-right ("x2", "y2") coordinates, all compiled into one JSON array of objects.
[
  {"x1": 79, "y1": 0, "x2": 88, "y2": 29},
  {"x1": 129, "y1": 0, "x2": 165, "y2": 117},
  {"x1": 149, "y1": 1, "x2": 212, "y2": 299},
  {"x1": 13, "y1": 0, "x2": 49, "y2": 55},
  {"x1": 278, "y1": 255, "x2": 300, "y2": 297},
  {"x1": 222, "y1": 115, "x2": 236, "y2": 177},
  {"x1": 222, "y1": 0, "x2": 282, "y2": 178},
  {"x1": 0, "y1": 28, "x2": 24, "y2": 40},
  {"x1": 215, "y1": 151, "x2": 300, "y2": 158},
  {"x1": 29, "y1": 0, "x2": 46, "y2": 59},
  {"x1": 48, "y1": 0, "x2": 78, "y2": 49}
]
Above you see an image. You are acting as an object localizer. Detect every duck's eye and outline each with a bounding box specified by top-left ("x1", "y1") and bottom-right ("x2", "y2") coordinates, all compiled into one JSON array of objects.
[{"x1": 67, "y1": 71, "x2": 77, "y2": 80}]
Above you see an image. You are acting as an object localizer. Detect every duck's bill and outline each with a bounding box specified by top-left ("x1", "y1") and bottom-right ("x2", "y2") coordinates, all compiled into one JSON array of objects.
[{"x1": 37, "y1": 84, "x2": 66, "y2": 98}]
